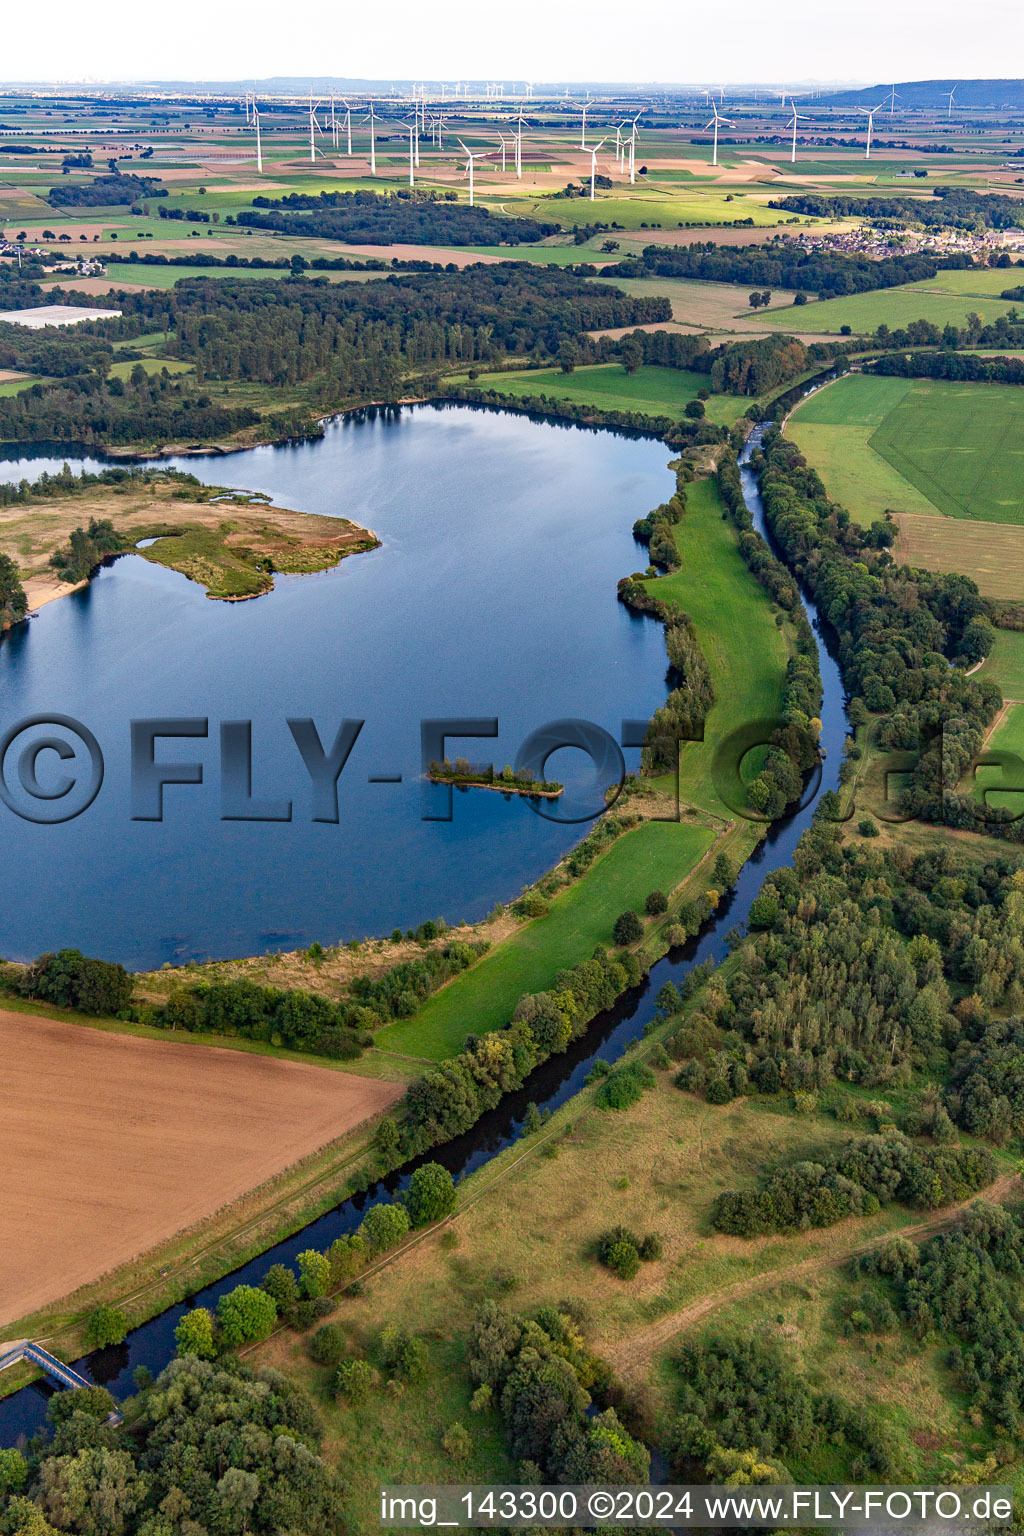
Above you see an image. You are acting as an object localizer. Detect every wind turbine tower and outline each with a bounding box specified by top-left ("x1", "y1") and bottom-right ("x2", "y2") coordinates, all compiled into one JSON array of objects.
[
  {"x1": 788, "y1": 99, "x2": 809, "y2": 164},
  {"x1": 456, "y1": 137, "x2": 488, "y2": 206},
  {"x1": 253, "y1": 104, "x2": 263, "y2": 173},
  {"x1": 859, "y1": 101, "x2": 884, "y2": 160},
  {"x1": 704, "y1": 103, "x2": 734, "y2": 168}
]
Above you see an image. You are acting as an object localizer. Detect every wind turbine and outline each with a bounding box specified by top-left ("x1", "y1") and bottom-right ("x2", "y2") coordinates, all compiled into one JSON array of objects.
[
  {"x1": 579, "y1": 100, "x2": 589, "y2": 149},
  {"x1": 947, "y1": 85, "x2": 957, "y2": 118},
  {"x1": 584, "y1": 135, "x2": 607, "y2": 200},
  {"x1": 403, "y1": 119, "x2": 418, "y2": 186},
  {"x1": 362, "y1": 101, "x2": 378, "y2": 175},
  {"x1": 788, "y1": 98, "x2": 809, "y2": 164},
  {"x1": 456, "y1": 136, "x2": 488, "y2": 206},
  {"x1": 341, "y1": 98, "x2": 353, "y2": 156},
  {"x1": 614, "y1": 119, "x2": 627, "y2": 172},
  {"x1": 515, "y1": 102, "x2": 524, "y2": 178},
  {"x1": 888, "y1": 84, "x2": 901, "y2": 115},
  {"x1": 307, "y1": 92, "x2": 324, "y2": 164},
  {"x1": 253, "y1": 103, "x2": 263, "y2": 173},
  {"x1": 859, "y1": 101, "x2": 884, "y2": 160},
  {"x1": 704, "y1": 103, "x2": 734, "y2": 168},
  {"x1": 628, "y1": 113, "x2": 642, "y2": 184}
]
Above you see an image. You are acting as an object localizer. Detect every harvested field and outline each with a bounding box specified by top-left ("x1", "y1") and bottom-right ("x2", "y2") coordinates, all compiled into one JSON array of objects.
[
  {"x1": 0, "y1": 1009, "x2": 403, "y2": 1328},
  {"x1": 893, "y1": 511, "x2": 1024, "y2": 599}
]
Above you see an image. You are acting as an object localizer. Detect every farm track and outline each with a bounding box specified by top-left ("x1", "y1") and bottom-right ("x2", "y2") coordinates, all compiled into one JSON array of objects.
[{"x1": 605, "y1": 1171, "x2": 1021, "y2": 1381}]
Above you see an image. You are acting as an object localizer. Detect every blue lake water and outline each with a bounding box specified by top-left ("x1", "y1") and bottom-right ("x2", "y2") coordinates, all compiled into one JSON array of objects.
[{"x1": 0, "y1": 404, "x2": 675, "y2": 968}]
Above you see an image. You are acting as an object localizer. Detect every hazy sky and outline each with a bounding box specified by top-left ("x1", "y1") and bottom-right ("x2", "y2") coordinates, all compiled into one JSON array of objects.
[{"x1": 6, "y1": 0, "x2": 1024, "y2": 86}]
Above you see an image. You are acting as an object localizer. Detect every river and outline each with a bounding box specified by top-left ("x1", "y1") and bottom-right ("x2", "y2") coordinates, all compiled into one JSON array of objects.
[{"x1": 0, "y1": 415, "x2": 848, "y2": 1445}]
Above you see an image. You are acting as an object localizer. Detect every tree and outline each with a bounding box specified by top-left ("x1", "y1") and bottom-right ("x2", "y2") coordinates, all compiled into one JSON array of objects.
[
  {"x1": 613, "y1": 910, "x2": 644, "y2": 946},
  {"x1": 216, "y1": 1284, "x2": 277, "y2": 1348},
  {"x1": 404, "y1": 1162, "x2": 457, "y2": 1226},
  {"x1": 645, "y1": 889, "x2": 668, "y2": 915},
  {"x1": 175, "y1": 1306, "x2": 216, "y2": 1359},
  {"x1": 260, "y1": 1261, "x2": 299, "y2": 1314},
  {"x1": 359, "y1": 1201, "x2": 411, "y2": 1252},
  {"x1": 297, "y1": 1248, "x2": 332, "y2": 1299},
  {"x1": 35, "y1": 1447, "x2": 145, "y2": 1536},
  {"x1": 748, "y1": 893, "x2": 780, "y2": 930},
  {"x1": 621, "y1": 337, "x2": 643, "y2": 375},
  {"x1": 83, "y1": 1306, "x2": 128, "y2": 1350},
  {"x1": 684, "y1": 398, "x2": 705, "y2": 418},
  {"x1": 0, "y1": 1447, "x2": 27, "y2": 1495},
  {"x1": 557, "y1": 339, "x2": 580, "y2": 374}
]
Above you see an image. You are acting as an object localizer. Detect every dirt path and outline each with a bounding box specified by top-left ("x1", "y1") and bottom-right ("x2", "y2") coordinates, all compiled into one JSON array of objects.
[{"x1": 605, "y1": 1171, "x2": 1020, "y2": 1381}]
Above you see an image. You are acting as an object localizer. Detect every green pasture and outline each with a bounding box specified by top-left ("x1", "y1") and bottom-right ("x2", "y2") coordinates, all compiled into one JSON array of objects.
[
  {"x1": 374, "y1": 818, "x2": 714, "y2": 1058},
  {"x1": 108, "y1": 357, "x2": 193, "y2": 379},
  {"x1": 458, "y1": 362, "x2": 750, "y2": 425},
  {"x1": 0, "y1": 375, "x2": 54, "y2": 396}
]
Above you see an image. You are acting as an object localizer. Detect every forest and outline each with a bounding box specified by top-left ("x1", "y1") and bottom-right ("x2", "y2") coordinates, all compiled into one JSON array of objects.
[
  {"x1": 610, "y1": 239, "x2": 975, "y2": 296},
  {"x1": 47, "y1": 173, "x2": 167, "y2": 208},
  {"x1": 237, "y1": 187, "x2": 558, "y2": 245},
  {"x1": 769, "y1": 187, "x2": 1024, "y2": 231},
  {"x1": 0, "y1": 1356, "x2": 341, "y2": 1534}
]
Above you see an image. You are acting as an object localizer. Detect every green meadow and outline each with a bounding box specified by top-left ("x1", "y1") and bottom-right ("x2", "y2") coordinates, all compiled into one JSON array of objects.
[
  {"x1": 642, "y1": 474, "x2": 789, "y2": 813},
  {"x1": 760, "y1": 281, "x2": 1019, "y2": 335},
  {"x1": 460, "y1": 362, "x2": 750, "y2": 426},
  {"x1": 980, "y1": 629, "x2": 1024, "y2": 701},
  {"x1": 374, "y1": 818, "x2": 715, "y2": 1059}
]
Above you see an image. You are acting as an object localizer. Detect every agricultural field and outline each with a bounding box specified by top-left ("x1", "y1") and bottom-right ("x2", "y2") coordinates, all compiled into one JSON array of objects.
[
  {"x1": 458, "y1": 361, "x2": 750, "y2": 425},
  {"x1": 788, "y1": 373, "x2": 1024, "y2": 526},
  {"x1": 893, "y1": 512, "x2": 1024, "y2": 598},
  {"x1": 0, "y1": 1008, "x2": 402, "y2": 1328},
  {"x1": 979, "y1": 628, "x2": 1024, "y2": 699},
  {"x1": 760, "y1": 280, "x2": 1020, "y2": 336},
  {"x1": 374, "y1": 818, "x2": 716, "y2": 1058},
  {"x1": 594, "y1": 273, "x2": 807, "y2": 330}
]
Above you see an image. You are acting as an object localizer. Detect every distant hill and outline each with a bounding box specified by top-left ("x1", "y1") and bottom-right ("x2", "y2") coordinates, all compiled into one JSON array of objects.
[{"x1": 817, "y1": 79, "x2": 1024, "y2": 112}]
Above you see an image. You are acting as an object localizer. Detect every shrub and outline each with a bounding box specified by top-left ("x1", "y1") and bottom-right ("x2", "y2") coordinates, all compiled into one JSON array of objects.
[
  {"x1": 404, "y1": 1162, "x2": 457, "y2": 1226},
  {"x1": 597, "y1": 1060, "x2": 655, "y2": 1110},
  {"x1": 335, "y1": 1358, "x2": 376, "y2": 1402},
  {"x1": 613, "y1": 910, "x2": 644, "y2": 945},
  {"x1": 442, "y1": 1421, "x2": 473, "y2": 1462},
  {"x1": 309, "y1": 1322, "x2": 347, "y2": 1366},
  {"x1": 645, "y1": 889, "x2": 669, "y2": 915},
  {"x1": 83, "y1": 1305, "x2": 128, "y2": 1349},
  {"x1": 379, "y1": 1323, "x2": 429, "y2": 1383},
  {"x1": 858, "y1": 817, "x2": 880, "y2": 837},
  {"x1": 24, "y1": 948, "x2": 132, "y2": 1015}
]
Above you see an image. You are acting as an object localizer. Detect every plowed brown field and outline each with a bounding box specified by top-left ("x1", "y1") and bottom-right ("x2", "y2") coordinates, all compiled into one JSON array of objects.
[{"x1": 0, "y1": 1010, "x2": 402, "y2": 1328}]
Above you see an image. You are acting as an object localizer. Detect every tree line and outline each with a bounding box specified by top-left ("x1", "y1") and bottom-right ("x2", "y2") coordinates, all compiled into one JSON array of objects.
[
  {"x1": 769, "y1": 187, "x2": 1024, "y2": 232},
  {"x1": 609, "y1": 238, "x2": 975, "y2": 297},
  {"x1": 0, "y1": 1355, "x2": 341, "y2": 1534},
  {"x1": 237, "y1": 187, "x2": 557, "y2": 246}
]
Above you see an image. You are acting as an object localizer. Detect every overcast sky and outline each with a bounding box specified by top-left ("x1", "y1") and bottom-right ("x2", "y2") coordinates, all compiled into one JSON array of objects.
[{"x1": 5, "y1": 0, "x2": 1024, "y2": 87}]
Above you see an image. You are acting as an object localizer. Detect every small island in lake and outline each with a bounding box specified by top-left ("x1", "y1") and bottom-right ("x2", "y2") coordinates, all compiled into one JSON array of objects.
[{"x1": 428, "y1": 757, "x2": 563, "y2": 798}]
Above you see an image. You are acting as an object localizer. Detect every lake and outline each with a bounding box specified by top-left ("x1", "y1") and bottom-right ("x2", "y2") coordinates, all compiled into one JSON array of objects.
[{"x1": 0, "y1": 403, "x2": 674, "y2": 968}]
